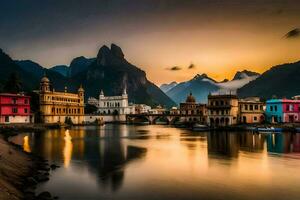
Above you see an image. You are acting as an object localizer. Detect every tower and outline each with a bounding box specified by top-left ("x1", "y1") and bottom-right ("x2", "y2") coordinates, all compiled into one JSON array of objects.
[
  {"x1": 122, "y1": 86, "x2": 128, "y2": 98},
  {"x1": 99, "y1": 90, "x2": 104, "y2": 100},
  {"x1": 40, "y1": 75, "x2": 50, "y2": 93},
  {"x1": 78, "y1": 84, "x2": 85, "y2": 103},
  {"x1": 121, "y1": 86, "x2": 128, "y2": 109}
]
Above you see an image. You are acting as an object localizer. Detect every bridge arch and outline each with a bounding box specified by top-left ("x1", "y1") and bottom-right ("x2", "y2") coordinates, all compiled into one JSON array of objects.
[{"x1": 151, "y1": 116, "x2": 170, "y2": 125}]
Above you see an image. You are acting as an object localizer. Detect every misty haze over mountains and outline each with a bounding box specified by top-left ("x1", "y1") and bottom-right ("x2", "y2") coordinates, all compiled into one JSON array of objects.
[{"x1": 160, "y1": 71, "x2": 260, "y2": 104}]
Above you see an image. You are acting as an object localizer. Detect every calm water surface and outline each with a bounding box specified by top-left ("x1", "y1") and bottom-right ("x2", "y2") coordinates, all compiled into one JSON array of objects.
[{"x1": 11, "y1": 125, "x2": 300, "y2": 200}]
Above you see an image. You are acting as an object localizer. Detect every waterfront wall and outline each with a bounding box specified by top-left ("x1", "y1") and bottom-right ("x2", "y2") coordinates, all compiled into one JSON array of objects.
[{"x1": 84, "y1": 114, "x2": 127, "y2": 123}]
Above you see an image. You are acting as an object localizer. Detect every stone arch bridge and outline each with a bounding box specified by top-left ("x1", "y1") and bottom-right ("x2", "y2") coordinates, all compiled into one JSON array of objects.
[{"x1": 126, "y1": 114, "x2": 201, "y2": 125}]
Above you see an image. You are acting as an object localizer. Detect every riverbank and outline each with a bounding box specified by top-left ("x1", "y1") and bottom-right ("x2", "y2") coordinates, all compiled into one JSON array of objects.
[
  {"x1": 0, "y1": 135, "x2": 33, "y2": 200},
  {"x1": 0, "y1": 124, "x2": 61, "y2": 135},
  {"x1": 179, "y1": 122, "x2": 300, "y2": 132},
  {"x1": 0, "y1": 125, "x2": 60, "y2": 200}
]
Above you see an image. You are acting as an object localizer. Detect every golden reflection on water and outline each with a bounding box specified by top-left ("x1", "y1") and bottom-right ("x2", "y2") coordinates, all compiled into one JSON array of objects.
[
  {"x1": 63, "y1": 129, "x2": 73, "y2": 168},
  {"x1": 12, "y1": 126, "x2": 300, "y2": 200},
  {"x1": 23, "y1": 135, "x2": 31, "y2": 153}
]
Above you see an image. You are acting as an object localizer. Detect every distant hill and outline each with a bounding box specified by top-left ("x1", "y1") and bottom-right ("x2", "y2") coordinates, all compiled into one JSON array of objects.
[
  {"x1": 69, "y1": 56, "x2": 95, "y2": 77},
  {"x1": 165, "y1": 71, "x2": 259, "y2": 104},
  {"x1": 160, "y1": 82, "x2": 177, "y2": 93},
  {"x1": 49, "y1": 57, "x2": 95, "y2": 77},
  {"x1": 50, "y1": 65, "x2": 69, "y2": 77},
  {"x1": 238, "y1": 61, "x2": 300, "y2": 99},
  {"x1": 0, "y1": 50, "x2": 38, "y2": 92},
  {"x1": 15, "y1": 60, "x2": 69, "y2": 91},
  {"x1": 166, "y1": 74, "x2": 220, "y2": 104}
]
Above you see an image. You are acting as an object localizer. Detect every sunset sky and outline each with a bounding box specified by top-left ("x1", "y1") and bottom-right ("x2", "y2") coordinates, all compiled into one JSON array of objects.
[{"x1": 1, "y1": 0, "x2": 300, "y2": 85}]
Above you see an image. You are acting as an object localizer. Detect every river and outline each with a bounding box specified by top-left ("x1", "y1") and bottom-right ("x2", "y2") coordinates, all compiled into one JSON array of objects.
[{"x1": 10, "y1": 124, "x2": 300, "y2": 200}]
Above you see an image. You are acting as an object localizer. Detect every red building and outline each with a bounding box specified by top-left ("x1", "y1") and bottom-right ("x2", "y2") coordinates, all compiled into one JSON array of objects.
[{"x1": 0, "y1": 93, "x2": 32, "y2": 124}]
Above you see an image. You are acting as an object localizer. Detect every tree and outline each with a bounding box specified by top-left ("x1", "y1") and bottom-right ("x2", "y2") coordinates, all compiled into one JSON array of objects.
[
  {"x1": 85, "y1": 104, "x2": 98, "y2": 114},
  {"x1": 3, "y1": 72, "x2": 22, "y2": 93},
  {"x1": 65, "y1": 117, "x2": 73, "y2": 125}
]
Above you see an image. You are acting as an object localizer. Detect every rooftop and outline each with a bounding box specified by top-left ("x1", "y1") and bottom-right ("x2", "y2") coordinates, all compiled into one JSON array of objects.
[{"x1": 0, "y1": 93, "x2": 30, "y2": 98}]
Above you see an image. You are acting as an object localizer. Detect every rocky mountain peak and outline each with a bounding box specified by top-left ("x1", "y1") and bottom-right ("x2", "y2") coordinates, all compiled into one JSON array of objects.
[
  {"x1": 96, "y1": 44, "x2": 126, "y2": 66},
  {"x1": 221, "y1": 79, "x2": 229, "y2": 83},
  {"x1": 233, "y1": 70, "x2": 260, "y2": 80},
  {"x1": 70, "y1": 56, "x2": 87, "y2": 65},
  {"x1": 111, "y1": 43, "x2": 124, "y2": 58},
  {"x1": 192, "y1": 73, "x2": 215, "y2": 82}
]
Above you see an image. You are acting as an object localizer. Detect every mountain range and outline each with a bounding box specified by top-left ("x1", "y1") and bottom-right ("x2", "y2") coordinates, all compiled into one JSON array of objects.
[
  {"x1": 237, "y1": 61, "x2": 300, "y2": 99},
  {"x1": 0, "y1": 44, "x2": 176, "y2": 108},
  {"x1": 2, "y1": 45, "x2": 300, "y2": 107},
  {"x1": 160, "y1": 82, "x2": 178, "y2": 93},
  {"x1": 161, "y1": 70, "x2": 260, "y2": 104}
]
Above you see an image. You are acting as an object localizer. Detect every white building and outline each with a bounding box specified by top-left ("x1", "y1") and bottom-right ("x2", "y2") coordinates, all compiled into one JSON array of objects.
[
  {"x1": 149, "y1": 106, "x2": 166, "y2": 114},
  {"x1": 88, "y1": 89, "x2": 131, "y2": 115},
  {"x1": 134, "y1": 104, "x2": 151, "y2": 114}
]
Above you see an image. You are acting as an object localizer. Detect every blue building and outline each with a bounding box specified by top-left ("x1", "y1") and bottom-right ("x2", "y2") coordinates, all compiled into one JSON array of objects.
[{"x1": 265, "y1": 99, "x2": 283, "y2": 123}]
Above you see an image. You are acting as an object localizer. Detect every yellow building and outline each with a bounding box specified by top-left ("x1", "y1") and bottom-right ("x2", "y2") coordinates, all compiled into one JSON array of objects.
[
  {"x1": 238, "y1": 97, "x2": 265, "y2": 124},
  {"x1": 39, "y1": 76, "x2": 85, "y2": 124},
  {"x1": 207, "y1": 93, "x2": 239, "y2": 126}
]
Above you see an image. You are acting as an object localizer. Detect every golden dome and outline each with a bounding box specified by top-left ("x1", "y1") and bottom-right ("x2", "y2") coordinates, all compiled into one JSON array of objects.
[
  {"x1": 41, "y1": 76, "x2": 50, "y2": 83},
  {"x1": 186, "y1": 92, "x2": 196, "y2": 103},
  {"x1": 78, "y1": 85, "x2": 84, "y2": 92}
]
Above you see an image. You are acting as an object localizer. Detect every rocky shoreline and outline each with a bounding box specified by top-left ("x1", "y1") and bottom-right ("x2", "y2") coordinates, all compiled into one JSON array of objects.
[{"x1": 0, "y1": 127, "x2": 60, "y2": 200}]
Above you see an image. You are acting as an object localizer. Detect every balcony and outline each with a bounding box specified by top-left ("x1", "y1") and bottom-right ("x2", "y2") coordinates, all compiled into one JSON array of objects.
[{"x1": 207, "y1": 104, "x2": 232, "y2": 109}]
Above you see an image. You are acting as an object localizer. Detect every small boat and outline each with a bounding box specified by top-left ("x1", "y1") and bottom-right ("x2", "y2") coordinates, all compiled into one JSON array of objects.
[
  {"x1": 257, "y1": 127, "x2": 282, "y2": 133},
  {"x1": 246, "y1": 126, "x2": 257, "y2": 131},
  {"x1": 192, "y1": 124, "x2": 209, "y2": 131}
]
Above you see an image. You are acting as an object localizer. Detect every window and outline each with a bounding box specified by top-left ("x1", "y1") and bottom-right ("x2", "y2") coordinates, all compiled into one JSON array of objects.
[
  {"x1": 24, "y1": 108, "x2": 28, "y2": 113},
  {"x1": 253, "y1": 116, "x2": 257, "y2": 121},
  {"x1": 250, "y1": 105, "x2": 253, "y2": 111},
  {"x1": 245, "y1": 105, "x2": 248, "y2": 110},
  {"x1": 12, "y1": 98, "x2": 17, "y2": 104},
  {"x1": 270, "y1": 106, "x2": 273, "y2": 111},
  {"x1": 12, "y1": 107, "x2": 18, "y2": 113},
  {"x1": 274, "y1": 106, "x2": 277, "y2": 111},
  {"x1": 289, "y1": 104, "x2": 294, "y2": 111},
  {"x1": 255, "y1": 105, "x2": 258, "y2": 110},
  {"x1": 25, "y1": 99, "x2": 28, "y2": 104}
]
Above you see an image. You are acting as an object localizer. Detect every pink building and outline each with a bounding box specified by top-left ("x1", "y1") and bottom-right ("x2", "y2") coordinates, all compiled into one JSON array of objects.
[
  {"x1": 282, "y1": 99, "x2": 300, "y2": 123},
  {"x1": 0, "y1": 93, "x2": 32, "y2": 124}
]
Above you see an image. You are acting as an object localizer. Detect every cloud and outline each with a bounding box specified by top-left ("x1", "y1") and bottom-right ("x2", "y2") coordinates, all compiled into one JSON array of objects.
[
  {"x1": 166, "y1": 66, "x2": 182, "y2": 71},
  {"x1": 284, "y1": 28, "x2": 300, "y2": 39},
  {"x1": 188, "y1": 63, "x2": 196, "y2": 69}
]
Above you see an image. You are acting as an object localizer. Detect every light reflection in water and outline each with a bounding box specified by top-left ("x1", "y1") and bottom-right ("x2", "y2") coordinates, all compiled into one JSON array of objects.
[
  {"x1": 23, "y1": 135, "x2": 31, "y2": 153},
  {"x1": 10, "y1": 126, "x2": 300, "y2": 200},
  {"x1": 63, "y1": 129, "x2": 73, "y2": 168}
]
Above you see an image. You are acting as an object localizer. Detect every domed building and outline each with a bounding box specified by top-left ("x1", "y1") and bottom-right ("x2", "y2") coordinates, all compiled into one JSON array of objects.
[
  {"x1": 185, "y1": 93, "x2": 196, "y2": 103},
  {"x1": 39, "y1": 75, "x2": 85, "y2": 124},
  {"x1": 179, "y1": 93, "x2": 207, "y2": 124}
]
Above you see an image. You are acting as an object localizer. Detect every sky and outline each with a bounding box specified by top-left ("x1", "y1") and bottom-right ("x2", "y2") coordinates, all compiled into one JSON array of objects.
[{"x1": 1, "y1": 0, "x2": 300, "y2": 85}]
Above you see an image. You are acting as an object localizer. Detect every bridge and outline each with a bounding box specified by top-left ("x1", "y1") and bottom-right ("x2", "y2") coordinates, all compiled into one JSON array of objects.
[{"x1": 126, "y1": 113, "x2": 202, "y2": 125}]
